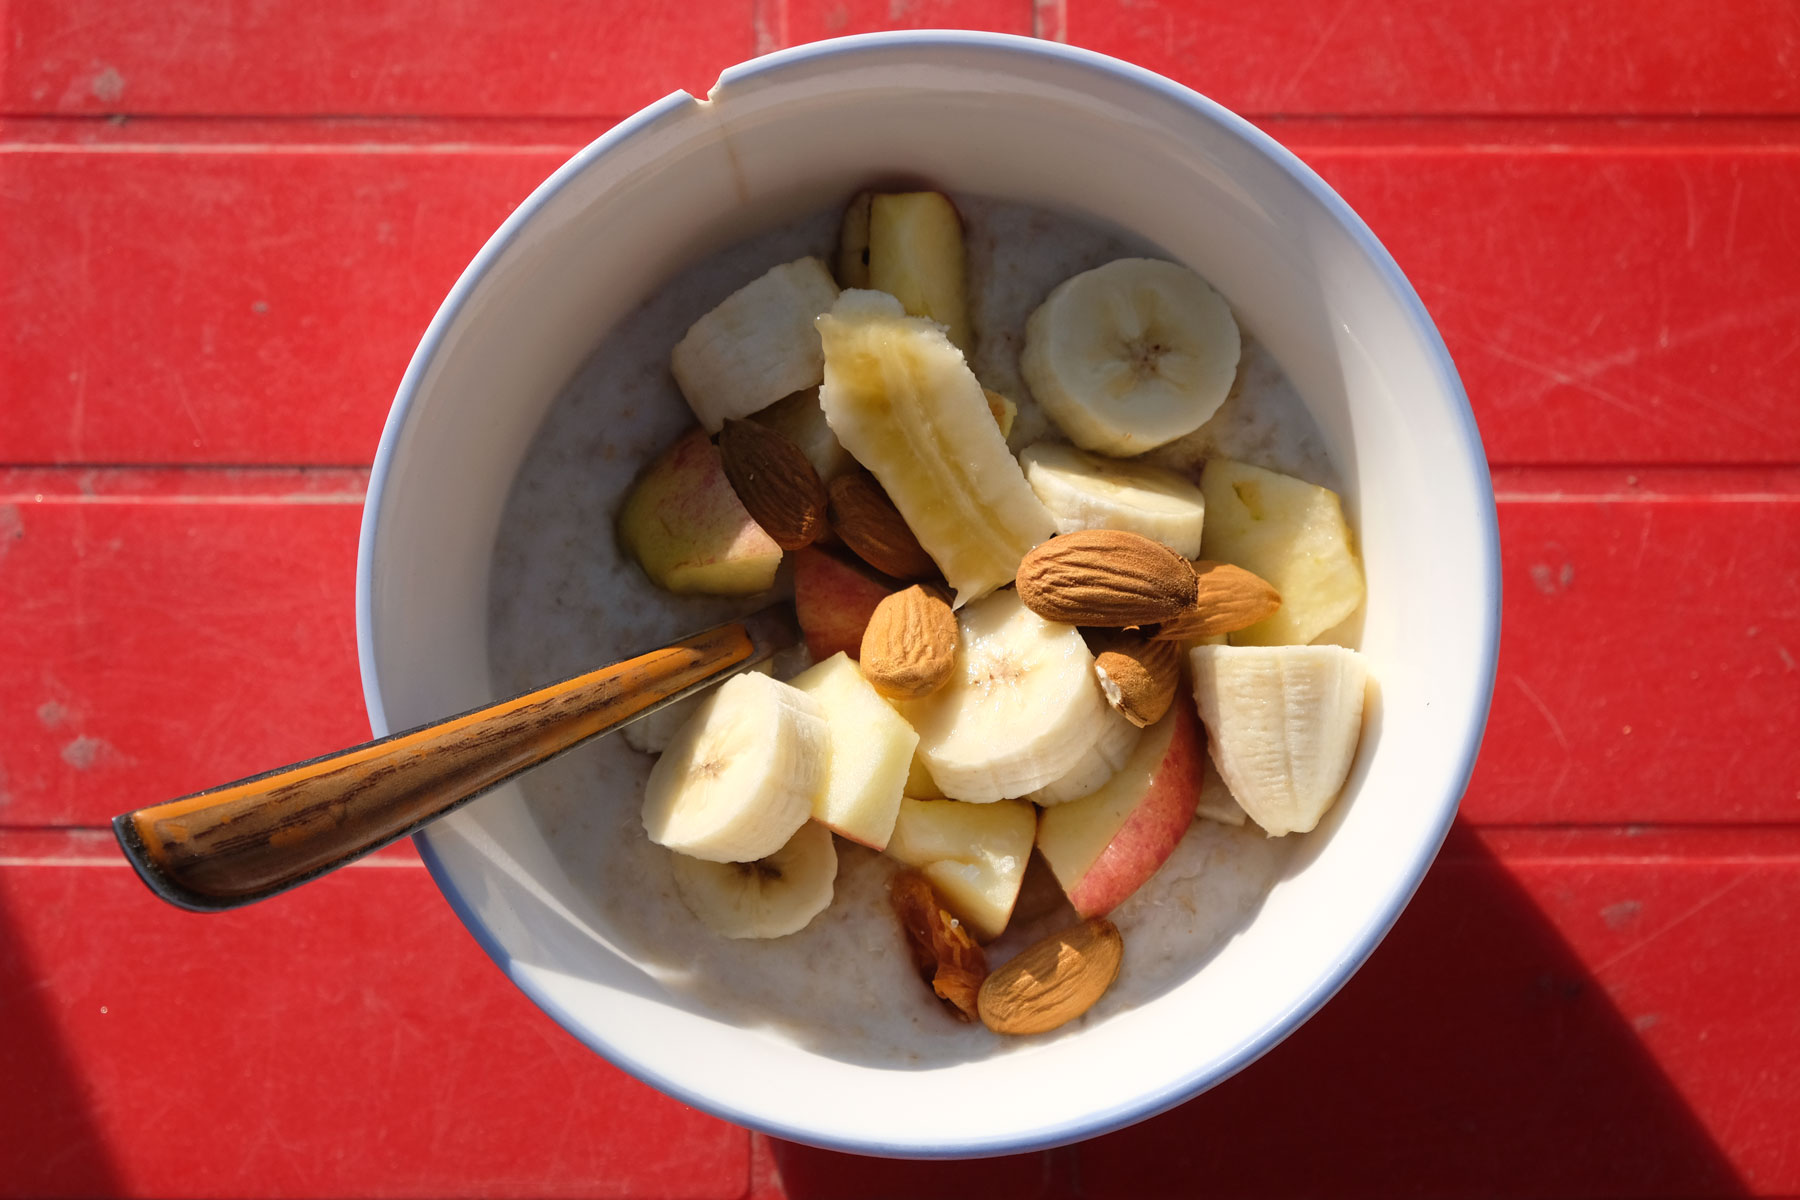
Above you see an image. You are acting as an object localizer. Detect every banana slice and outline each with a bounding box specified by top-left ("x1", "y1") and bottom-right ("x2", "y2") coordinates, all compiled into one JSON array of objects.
[
  {"x1": 1027, "y1": 705, "x2": 1144, "y2": 805},
  {"x1": 668, "y1": 821, "x2": 838, "y2": 939},
  {"x1": 896, "y1": 590, "x2": 1112, "y2": 803},
  {"x1": 1190, "y1": 644, "x2": 1367, "y2": 836},
  {"x1": 671, "y1": 257, "x2": 840, "y2": 433},
  {"x1": 1020, "y1": 441, "x2": 1208, "y2": 558},
  {"x1": 1021, "y1": 258, "x2": 1240, "y2": 456},
  {"x1": 816, "y1": 290, "x2": 1056, "y2": 606},
  {"x1": 641, "y1": 672, "x2": 828, "y2": 862}
]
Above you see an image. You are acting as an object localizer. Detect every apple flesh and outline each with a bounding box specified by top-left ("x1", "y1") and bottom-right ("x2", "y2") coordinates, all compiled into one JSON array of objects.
[
  {"x1": 616, "y1": 428, "x2": 783, "y2": 595},
  {"x1": 788, "y1": 652, "x2": 918, "y2": 850},
  {"x1": 790, "y1": 546, "x2": 893, "y2": 661},
  {"x1": 885, "y1": 797, "x2": 1035, "y2": 942},
  {"x1": 1036, "y1": 700, "x2": 1205, "y2": 918}
]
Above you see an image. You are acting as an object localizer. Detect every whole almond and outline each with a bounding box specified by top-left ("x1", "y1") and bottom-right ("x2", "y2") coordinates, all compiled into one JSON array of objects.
[
  {"x1": 1151, "y1": 561, "x2": 1282, "y2": 641},
  {"x1": 718, "y1": 419, "x2": 827, "y2": 551},
  {"x1": 977, "y1": 917, "x2": 1123, "y2": 1036},
  {"x1": 1015, "y1": 531, "x2": 1198, "y2": 626},
  {"x1": 892, "y1": 869, "x2": 988, "y2": 1022},
  {"x1": 1086, "y1": 629, "x2": 1183, "y2": 727},
  {"x1": 861, "y1": 585, "x2": 958, "y2": 699},
  {"x1": 828, "y1": 471, "x2": 938, "y2": 580}
]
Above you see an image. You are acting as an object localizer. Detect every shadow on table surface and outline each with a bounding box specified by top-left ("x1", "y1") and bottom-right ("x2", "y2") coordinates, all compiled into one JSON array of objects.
[
  {"x1": 768, "y1": 820, "x2": 1746, "y2": 1199},
  {"x1": 0, "y1": 874, "x2": 123, "y2": 1197}
]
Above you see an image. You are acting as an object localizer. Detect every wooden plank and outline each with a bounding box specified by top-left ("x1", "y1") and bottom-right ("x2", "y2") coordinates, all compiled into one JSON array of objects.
[
  {"x1": 1, "y1": 472, "x2": 1794, "y2": 828},
  {"x1": 5, "y1": 129, "x2": 1797, "y2": 465},
  {"x1": 8, "y1": 2, "x2": 1797, "y2": 119},
  {"x1": 0, "y1": 480, "x2": 373, "y2": 825},
  {"x1": 774, "y1": 0, "x2": 1034, "y2": 49},
  {"x1": 1473, "y1": 469, "x2": 1800, "y2": 825},
  {"x1": 1064, "y1": 0, "x2": 1800, "y2": 116},
  {"x1": 1, "y1": 0, "x2": 755, "y2": 118},
  {"x1": 0, "y1": 831, "x2": 749, "y2": 1200},
  {"x1": 1293, "y1": 139, "x2": 1800, "y2": 464},
  {"x1": 0, "y1": 140, "x2": 562, "y2": 465}
]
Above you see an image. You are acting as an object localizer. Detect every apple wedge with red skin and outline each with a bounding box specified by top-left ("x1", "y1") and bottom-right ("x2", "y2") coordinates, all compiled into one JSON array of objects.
[
  {"x1": 1035, "y1": 700, "x2": 1205, "y2": 918},
  {"x1": 790, "y1": 546, "x2": 894, "y2": 661}
]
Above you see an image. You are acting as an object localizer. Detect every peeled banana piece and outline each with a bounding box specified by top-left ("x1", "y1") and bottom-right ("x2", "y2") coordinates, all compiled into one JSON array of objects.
[
  {"x1": 1020, "y1": 441, "x2": 1208, "y2": 559},
  {"x1": 816, "y1": 290, "x2": 1056, "y2": 606},
  {"x1": 1022, "y1": 258, "x2": 1240, "y2": 456},
  {"x1": 1026, "y1": 705, "x2": 1144, "y2": 805},
  {"x1": 897, "y1": 590, "x2": 1112, "y2": 803},
  {"x1": 641, "y1": 672, "x2": 828, "y2": 862},
  {"x1": 1189, "y1": 644, "x2": 1367, "y2": 836},
  {"x1": 668, "y1": 820, "x2": 838, "y2": 939},
  {"x1": 671, "y1": 257, "x2": 840, "y2": 433}
]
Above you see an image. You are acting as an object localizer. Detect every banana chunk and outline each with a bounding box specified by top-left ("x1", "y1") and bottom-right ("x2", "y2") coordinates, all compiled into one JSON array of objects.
[
  {"x1": 671, "y1": 257, "x2": 840, "y2": 433},
  {"x1": 1020, "y1": 441, "x2": 1208, "y2": 559},
  {"x1": 816, "y1": 290, "x2": 1056, "y2": 606},
  {"x1": 642, "y1": 672, "x2": 828, "y2": 862},
  {"x1": 897, "y1": 590, "x2": 1112, "y2": 803},
  {"x1": 669, "y1": 821, "x2": 838, "y2": 939},
  {"x1": 1022, "y1": 258, "x2": 1240, "y2": 456},
  {"x1": 1190, "y1": 644, "x2": 1367, "y2": 836}
]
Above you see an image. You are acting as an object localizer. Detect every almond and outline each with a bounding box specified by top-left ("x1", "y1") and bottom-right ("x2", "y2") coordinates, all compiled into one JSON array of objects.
[
  {"x1": 861, "y1": 585, "x2": 958, "y2": 700},
  {"x1": 977, "y1": 917, "x2": 1123, "y2": 1036},
  {"x1": 1015, "y1": 531, "x2": 1198, "y2": 627},
  {"x1": 1086, "y1": 629, "x2": 1183, "y2": 727},
  {"x1": 1151, "y1": 561, "x2": 1282, "y2": 641},
  {"x1": 717, "y1": 419, "x2": 827, "y2": 551},
  {"x1": 891, "y1": 868, "x2": 988, "y2": 1022},
  {"x1": 828, "y1": 471, "x2": 938, "y2": 580}
]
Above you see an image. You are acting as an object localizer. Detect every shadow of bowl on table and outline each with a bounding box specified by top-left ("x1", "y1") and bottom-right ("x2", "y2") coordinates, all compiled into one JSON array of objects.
[
  {"x1": 0, "y1": 870, "x2": 125, "y2": 1196},
  {"x1": 768, "y1": 819, "x2": 1746, "y2": 1198}
]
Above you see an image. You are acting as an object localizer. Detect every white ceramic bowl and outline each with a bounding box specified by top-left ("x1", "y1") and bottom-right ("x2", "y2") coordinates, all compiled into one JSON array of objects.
[{"x1": 357, "y1": 31, "x2": 1500, "y2": 1157}]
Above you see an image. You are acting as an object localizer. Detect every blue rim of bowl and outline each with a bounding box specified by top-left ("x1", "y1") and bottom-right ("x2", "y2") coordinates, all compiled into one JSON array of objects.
[{"x1": 356, "y1": 28, "x2": 1503, "y2": 1159}]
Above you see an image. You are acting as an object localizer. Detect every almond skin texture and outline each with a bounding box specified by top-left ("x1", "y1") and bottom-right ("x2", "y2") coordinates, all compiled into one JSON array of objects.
[
  {"x1": 1086, "y1": 629, "x2": 1183, "y2": 727},
  {"x1": 1151, "y1": 561, "x2": 1282, "y2": 641},
  {"x1": 861, "y1": 585, "x2": 958, "y2": 700},
  {"x1": 978, "y1": 917, "x2": 1123, "y2": 1035},
  {"x1": 892, "y1": 869, "x2": 988, "y2": 1022},
  {"x1": 1016, "y1": 530, "x2": 1198, "y2": 627},
  {"x1": 828, "y1": 471, "x2": 939, "y2": 580},
  {"x1": 717, "y1": 419, "x2": 828, "y2": 551}
]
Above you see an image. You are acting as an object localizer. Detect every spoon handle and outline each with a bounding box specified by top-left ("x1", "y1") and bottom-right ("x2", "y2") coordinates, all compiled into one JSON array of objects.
[{"x1": 113, "y1": 609, "x2": 793, "y2": 912}]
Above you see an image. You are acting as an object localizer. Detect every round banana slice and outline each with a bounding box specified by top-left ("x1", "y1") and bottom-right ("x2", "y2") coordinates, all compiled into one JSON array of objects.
[
  {"x1": 641, "y1": 671, "x2": 827, "y2": 862},
  {"x1": 1020, "y1": 441, "x2": 1208, "y2": 559},
  {"x1": 669, "y1": 820, "x2": 839, "y2": 939},
  {"x1": 1021, "y1": 258, "x2": 1240, "y2": 456},
  {"x1": 898, "y1": 590, "x2": 1112, "y2": 802},
  {"x1": 1026, "y1": 705, "x2": 1144, "y2": 805}
]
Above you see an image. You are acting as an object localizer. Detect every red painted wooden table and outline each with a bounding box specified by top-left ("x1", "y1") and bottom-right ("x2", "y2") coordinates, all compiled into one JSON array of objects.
[{"x1": 4, "y1": 3, "x2": 1798, "y2": 1196}]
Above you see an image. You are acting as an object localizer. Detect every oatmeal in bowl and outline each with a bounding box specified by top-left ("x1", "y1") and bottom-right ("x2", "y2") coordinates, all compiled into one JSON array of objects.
[{"x1": 358, "y1": 31, "x2": 1499, "y2": 1156}]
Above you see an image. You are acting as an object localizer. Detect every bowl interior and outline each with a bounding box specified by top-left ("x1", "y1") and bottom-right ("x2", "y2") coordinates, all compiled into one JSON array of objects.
[{"x1": 358, "y1": 33, "x2": 1498, "y2": 1155}]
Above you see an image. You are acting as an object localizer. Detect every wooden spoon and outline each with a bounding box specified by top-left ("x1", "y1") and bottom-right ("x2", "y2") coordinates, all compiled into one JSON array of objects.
[{"x1": 112, "y1": 606, "x2": 798, "y2": 912}]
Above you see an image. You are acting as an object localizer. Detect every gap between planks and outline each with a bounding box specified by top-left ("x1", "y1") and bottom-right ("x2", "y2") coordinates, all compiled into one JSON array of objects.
[{"x1": 9, "y1": 114, "x2": 1800, "y2": 153}]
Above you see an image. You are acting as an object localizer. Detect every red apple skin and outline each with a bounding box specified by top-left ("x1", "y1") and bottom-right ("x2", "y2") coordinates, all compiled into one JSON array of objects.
[
  {"x1": 791, "y1": 547, "x2": 894, "y2": 661},
  {"x1": 1066, "y1": 701, "x2": 1205, "y2": 918}
]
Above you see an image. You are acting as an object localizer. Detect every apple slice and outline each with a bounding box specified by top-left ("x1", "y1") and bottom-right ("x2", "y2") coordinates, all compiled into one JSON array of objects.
[
  {"x1": 788, "y1": 652, "x2": 918, "y2": 850},
  {"x1": 1036, "y1": 701, "x2": 1205, "y2": 918},
  {"x1": 885, "y1": 797, "x2": 1035, "y2": 942},
  {"x1": 616, "y1": 428, "x2": 783, "y2": 595},
  {"x1": 1198, "y1": 458, "x2": 1365, "y2": 646},
  {"x1": 790, "y1": 546, "x2": 894, "y2": 661}
]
